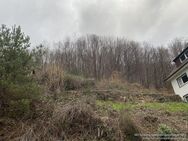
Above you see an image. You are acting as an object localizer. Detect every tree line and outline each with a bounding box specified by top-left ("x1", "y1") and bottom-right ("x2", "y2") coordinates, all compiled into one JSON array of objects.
[{"x1": 39, "y1": 35, "x2": 187, "y2": 89}]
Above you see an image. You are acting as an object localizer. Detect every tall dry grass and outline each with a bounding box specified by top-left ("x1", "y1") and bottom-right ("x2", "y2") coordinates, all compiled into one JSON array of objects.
[
  {"x1": 1, "y1": 99, "x2": 121, "y2": 141},
  {"x1": 36, "y1": 64, "x2": 64, "y2": 92},
  {"x1": 96, "y1": 71, "x2": 165, "y2": 95}
]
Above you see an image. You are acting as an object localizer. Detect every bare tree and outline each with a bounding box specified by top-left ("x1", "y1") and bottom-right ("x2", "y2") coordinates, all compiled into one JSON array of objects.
[{"x1": 39, "y1": 35, "x2": 184, "y2": 88}]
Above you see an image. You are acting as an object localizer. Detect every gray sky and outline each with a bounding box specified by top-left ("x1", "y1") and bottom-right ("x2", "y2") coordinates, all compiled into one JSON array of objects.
[{"x1": 0, "y1": 0, "x2": 188, "y2": 46}]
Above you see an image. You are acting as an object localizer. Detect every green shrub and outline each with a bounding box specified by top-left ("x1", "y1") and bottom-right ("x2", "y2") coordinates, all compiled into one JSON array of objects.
[
  {"x1": 6, "y1": 99, "x2": 31, "y2": 119},
  {"x1": 0, "y1": 82, "x2": 40, "y2": 118},
  {"x1": 0, "y1": 25, "x2": 40, "y2": 118},
  {"x1": 158, "y1": 124, "x2": 173, "y2": 141},
  {"x1": 7, "y1": 83, "x2": 39, "y2": 100}
]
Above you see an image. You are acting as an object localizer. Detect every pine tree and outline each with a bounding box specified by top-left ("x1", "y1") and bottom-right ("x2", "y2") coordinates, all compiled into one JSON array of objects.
[{"x1": 0, "y1": 25, "x2": 39, "y2": 118}]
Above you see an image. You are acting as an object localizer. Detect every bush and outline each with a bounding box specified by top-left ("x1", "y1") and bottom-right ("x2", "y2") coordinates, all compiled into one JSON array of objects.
[
  {"x1": 55, "y1": 101, "x2": 102, "y2": 137},
  {"x1": 81, "y1": 78, "x2": 95, "y2": 88},
  {"x1": 158, "y1": 124, "x2": 173, "y2": 141},
  {"x1": 6, "y1": 99, "x2": 31, "y2": 119},
  {"x1": 119, "y1": 112, "x2": 141, "y2": 141},
  {"x1": 63, "y1": 74, "x2": 82, "y2": 90},
  {"x1": 38, "y1": 66, "x2": 95, "y2": 92},
  {"x1": 38, "y1": 64, "x2": 64, "y2": 92},
  {"x1": 1, "y1": 82, "x2": 40, "y2": 118},
  {"x1": 63, "y1": 74, "x2": 95, "y2": 91},
  {"x1": 5, "y1": 83, "x2": 39, "y2": 100},
  {"x1": 18, "y1": 101, "x2": 109, "y2": 141}
]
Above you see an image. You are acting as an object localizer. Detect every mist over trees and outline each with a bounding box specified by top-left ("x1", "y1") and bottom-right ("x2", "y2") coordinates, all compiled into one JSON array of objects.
[{"x1": 38, "y1": 35, "x2": 187, "y2": 89}]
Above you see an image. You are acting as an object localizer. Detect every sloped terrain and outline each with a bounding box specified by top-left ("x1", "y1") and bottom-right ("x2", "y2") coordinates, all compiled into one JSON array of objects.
[{"x1": 0, "y1": 76, "x2": 188, "y2": 141}]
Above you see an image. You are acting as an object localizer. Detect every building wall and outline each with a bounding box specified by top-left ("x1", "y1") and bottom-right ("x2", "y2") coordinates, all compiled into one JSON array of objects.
[{"x1": 171, "y1": 67, "x2": 188, "y2": 100}]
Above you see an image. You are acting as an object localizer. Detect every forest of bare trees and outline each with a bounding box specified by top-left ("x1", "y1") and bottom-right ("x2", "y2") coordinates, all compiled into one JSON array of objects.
[{"x1": 39, "y1": 35, "x2": 188, "y2": 89}]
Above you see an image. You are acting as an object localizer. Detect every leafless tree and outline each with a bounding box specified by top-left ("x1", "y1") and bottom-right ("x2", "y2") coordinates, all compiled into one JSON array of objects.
[{"x1": 38, "y1": 35, "x2": 186, "y2": 88}]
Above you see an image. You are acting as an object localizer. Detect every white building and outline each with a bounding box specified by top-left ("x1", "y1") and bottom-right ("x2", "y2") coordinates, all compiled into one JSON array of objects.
[{"x1": 165, "y1": 47, "x2": 188, "y2": 102}]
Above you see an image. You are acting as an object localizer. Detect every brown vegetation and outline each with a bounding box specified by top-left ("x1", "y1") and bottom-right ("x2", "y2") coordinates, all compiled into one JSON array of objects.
[
  {"x1": 1, "y1": 25, "x2": 187, "y2": 141},
  {"x1": 40, "y1": 36, "x2": 188, "y2": 88}
]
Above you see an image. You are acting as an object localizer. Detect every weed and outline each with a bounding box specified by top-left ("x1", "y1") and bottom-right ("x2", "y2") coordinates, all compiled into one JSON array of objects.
[
  {"x1": 119, "y1": 111, "x2": 141, "y2": 141},
  {"x1": 158, "y1": 124, "x2": 173, "y2": 141}
]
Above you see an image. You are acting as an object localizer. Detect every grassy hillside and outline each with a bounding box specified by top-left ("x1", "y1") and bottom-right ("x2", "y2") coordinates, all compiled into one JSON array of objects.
[{"x1": 0, "y1": 72, "x2": 187, "y2": 141}]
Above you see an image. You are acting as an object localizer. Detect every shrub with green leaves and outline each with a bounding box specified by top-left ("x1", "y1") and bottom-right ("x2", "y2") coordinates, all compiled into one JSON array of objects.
[
  {"x1": 158, "y1": 124, "x2": 173, "y2": 141},
  {"x1": 7, "y1": 99, "x2": 31, "y2": 119},
  {"x1": 0, "y1": 25, "x2": 40, "y2": 118}
]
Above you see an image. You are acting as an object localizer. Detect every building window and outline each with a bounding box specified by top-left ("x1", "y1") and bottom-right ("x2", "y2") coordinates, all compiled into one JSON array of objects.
[
  {"x1": 183, "y1": 94, "x2": 188, "y2": 102},
  {"x1": 185, "y1": 50, "x2": 188, "y2": 58},
  {"x1": 177, "y1": 73, "x2": 188, "y2": 87},
  {"x1": 180, "y1": 54, "x2": 186, "y2": 62}
]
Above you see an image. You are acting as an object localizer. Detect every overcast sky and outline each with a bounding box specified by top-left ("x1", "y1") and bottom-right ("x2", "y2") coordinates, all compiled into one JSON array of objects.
[{"x1": 0, "y1": 0, "x2": 188, "y2": 46}]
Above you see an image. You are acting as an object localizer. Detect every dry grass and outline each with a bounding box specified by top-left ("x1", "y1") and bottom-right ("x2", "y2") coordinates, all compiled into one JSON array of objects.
[
  {"x1": 1, "y1": 98, "x2": 119, "y2": 141},
  {"x1": 96, "y1": 71, "x2": 171, "y2": 95},
  {"x1": 97, "y1": 77, "x2": 167, "y2": 95},
  {"x1": 36, "y1": 64, "x2": 95, "y2": 93},
  {"x1": 36, "y1": 64, "x2": 64, "y2": 92},
  {"x1": 1, "y1": 70, "x2": 182, "y2": 141},
  {"x1": 119, "y1": 111, "x2": 142, "y2": 141},
  {"x1": 1, "y1": 95, "x2": 187, "y2": 141}
]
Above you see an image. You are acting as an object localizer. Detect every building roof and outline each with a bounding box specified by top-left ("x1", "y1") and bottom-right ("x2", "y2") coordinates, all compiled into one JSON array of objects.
[
  {"x1": 173, "y1": 46, "x2": 188, "y2": 62},
  {"x1": 164, "y1": 59, "x2": 188, "y2": 81}
]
